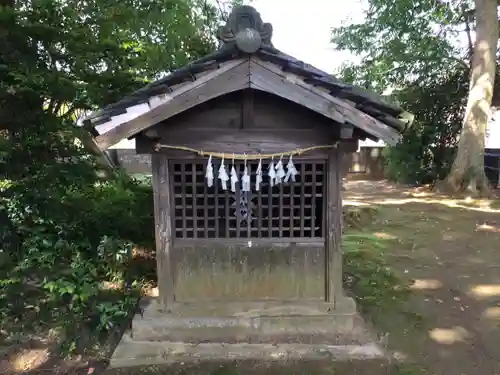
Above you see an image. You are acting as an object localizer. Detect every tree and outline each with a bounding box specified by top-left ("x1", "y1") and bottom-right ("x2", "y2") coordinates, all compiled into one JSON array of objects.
[
  {"x1": 331, "y1": 0, "x2": 469, "y2": 92},
  {"x1": 1, "y1": 0, "x2": 221, "y2": 179},
  {"x1": 0, "y1": 0, "x2": 224, "y2": 337},
  {"x1": 0, "y1": 0, "x2": 224, "y2": 243},
  {"x1": 6, "y1": 0, "x2": 220, "y2": 117},
  {"x1": 383, "y1": 66, "x2": 468, "y2": 185},
  {"x1": 331, "y1": 0, "x2": 499, "y2": 189},
  {"x1": 331, "y1": 0, "x2": 474, "y2": 184},
  {"x1": 443, "y1": 0, "x2": 499, "y2": 193}
]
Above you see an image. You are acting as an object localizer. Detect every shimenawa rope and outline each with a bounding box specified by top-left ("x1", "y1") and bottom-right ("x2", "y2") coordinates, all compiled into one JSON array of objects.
[{"x1": 153, "y1": 142, "x2": 339, "y2": 160}]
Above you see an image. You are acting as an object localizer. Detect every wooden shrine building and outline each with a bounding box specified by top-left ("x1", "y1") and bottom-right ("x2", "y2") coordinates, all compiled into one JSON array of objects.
[{"x1": 86, "y1": 5, "x2": 413, "y2": 367}]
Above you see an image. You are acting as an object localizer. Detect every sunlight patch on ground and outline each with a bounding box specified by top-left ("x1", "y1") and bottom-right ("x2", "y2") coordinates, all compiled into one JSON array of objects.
[
  {"x1": 132, "y1": 246, "x2": 153, "y2": 259},
  {"x1": 100, "y1": 281, "x2": 124, "y2": 290},
  {"x1": 410, "y1": 279, "x2": 443, "y2": 291},
  {"x1": 482, "y1": 306, "x2": 500, "y2": 320},
  {"x1": 147, "y1": 287, "x2": 159, "y2": 297},
  {"x1": 9, "y1": 348, "x2": 49, "y2": 372},
  {"x1": 463, "y1": 256, "x2": 489, "y2": 265},
  {"x1": 367, "y1": 197, "x2": 500, "y2": 213},
  {"x1": 405, "y1": 191, "x2": 434, "y2": 198},
  {"x1": 441, "y1": 232, "x2": 458, "y2": 241},
  {"x1": 428, "y1": 326, "x2": 470, "y2": 344},
  {"x1": 468, "y1": 284, "x2": 500, "y2": 299},
  {"x1": 343, "y1": 199, "x2": 371, "y2": 206},
  {"x1": 476, "y1": 223, "x2": 500, "y2": 233},
  {"x1": 373, "y1": 232, "x2": 398, "y2": 240}
]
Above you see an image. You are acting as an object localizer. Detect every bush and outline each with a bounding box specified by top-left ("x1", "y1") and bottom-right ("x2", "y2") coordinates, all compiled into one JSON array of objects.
[
  {"x1": 383, "y1": 68, "x2": 467, "y2": 185},
  {"x1": 62, "y1": 173, "x2": 154, "y2": 249},
  {"x1": 0, "y1": 172, "x2": 154, "y2": 343}
]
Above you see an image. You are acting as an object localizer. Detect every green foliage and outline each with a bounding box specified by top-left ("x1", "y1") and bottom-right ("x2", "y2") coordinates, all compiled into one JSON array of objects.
[
  {"x1": 0, "y1": 0, "x2": 219, "y2": 349},
  {"x1": 332, "y1": 0, "x2": 470, "y2": 91},
  {"x1": 2, "y1": 0, "x2": 220, "y2": 117},
  {"x1": 331, "y1": 0, "x2": 474, "y2": 185},
  {"x1": 0, "y1": 174, "x2": 153, "y2": 342},
  {"x1": 62, "y1": 175, "x2": 154, "y2": 249},
  {"x1": 383, "y1": 67, "x2": 467, "y2": 184}
]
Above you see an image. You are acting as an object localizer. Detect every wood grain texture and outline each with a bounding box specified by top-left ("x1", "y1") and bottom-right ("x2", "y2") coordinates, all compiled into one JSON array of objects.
[
  {"x1": 96, "y1": 59, "x2": 251, "y2": 150},
  {"x1": 171, "y1": 243, "x2": 325, "y2": 301},
  {"x1": 138, "y1": 130, "x2": 334, "y2": 158},
  {"x1": 252, "y1": 91, "x2": 337, "y2": 130},
  {"x1": 135, "y1": 91, "x2": 339, "y2": 158},
  {"x1": 250, "y1": 58, "x2": 401, "y2": 145},
  {"x1": 249, "y1": 62, "x2": 346, "y2": 125},
  {"x1": 241, "y1": 88, "x2": 255, "y2": 129},
  {"x1": 152, "y1": 154, "x2": 175, "y2": 310},
  {"x1": 325, "y1": 147, "x2": 343, "y2": 306}
]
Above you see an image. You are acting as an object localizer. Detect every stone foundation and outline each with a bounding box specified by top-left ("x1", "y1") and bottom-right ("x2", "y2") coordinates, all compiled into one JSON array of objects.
[{"x1": 109, "y1": 297, "x2": 385, "y2": 369}]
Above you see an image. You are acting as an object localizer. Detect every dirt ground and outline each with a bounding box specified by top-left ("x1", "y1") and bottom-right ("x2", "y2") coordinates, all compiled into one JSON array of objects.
[
  {"x1": 2, "y1": 180, "x2": 500, "y2": 375},
  {"x1": 344, "y1": 180, "x2": 500, "y2": 375}
]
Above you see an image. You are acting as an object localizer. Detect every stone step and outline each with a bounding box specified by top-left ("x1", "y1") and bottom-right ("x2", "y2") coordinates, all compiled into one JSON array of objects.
[
  {"x1": 109, "y1": 333, "x2": 389, "y2": 370},
  {"x1": 139, "y1": 297, "x2": 357, "y2": 318},
  {"x1": 131, "y1": 330, "x2": 370, "y2": 346},
  {"x1": 133, "y1": 297, "x2": 360, "y2": 343},
  {"x1": 131, "y1": 313, "x2": 358, "y2": 342}
]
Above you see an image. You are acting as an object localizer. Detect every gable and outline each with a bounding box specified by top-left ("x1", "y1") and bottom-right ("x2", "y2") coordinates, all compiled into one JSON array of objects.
[
  {"x1": 88, "y1": 57, "x2": 410, "y2": 150},
  {"x1": 248, "y1": 58, "x2": 402, "y2": 144},
  {"x1": 85, "y1": 6, "x2": 413, "y2": 151},
  {"x1": 146, "y1": 89, "x2": 344, "y2": 133},
  {"x1": 91, "y1": 59, "x2": 250, "y2": 150}
]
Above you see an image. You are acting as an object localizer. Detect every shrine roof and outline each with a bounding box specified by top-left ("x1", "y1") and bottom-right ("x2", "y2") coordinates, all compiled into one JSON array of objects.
[{"x1": 85, "y1": 5, "x2": 414, "y2": 150}]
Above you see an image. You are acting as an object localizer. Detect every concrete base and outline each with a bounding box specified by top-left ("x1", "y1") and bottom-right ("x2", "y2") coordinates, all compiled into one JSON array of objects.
[
  {"x1": 109, "y1": 297, "x2": 386, "y2": 369},
  {"x1": 110, "y1": 337, "x2": 386, "y2": 368}
]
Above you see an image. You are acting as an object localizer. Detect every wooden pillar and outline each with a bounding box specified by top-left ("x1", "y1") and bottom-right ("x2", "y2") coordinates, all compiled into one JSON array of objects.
[
  {"x1": 151, "y1": 153, "x2": 175, "y2": 310},
  {"x1": 325, "y1": 146, "x2": 343, "y2": 307}
]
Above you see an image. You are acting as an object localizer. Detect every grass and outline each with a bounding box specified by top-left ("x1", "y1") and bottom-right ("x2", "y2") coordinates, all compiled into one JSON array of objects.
[
  {"x1": 343, "y1": 181, "x2": 500, "y2": 375},
  {"x1": 342, "y1": 230, "x2": 430, "y2": 375},
  {"x1": 1, "y1": 201, "x2": 441, "y2": 375},
  {"x1": 491, "y1": 199, "x2": 500, "y2": 209},
  {"x1": 113, "y1": 207, "x2": 430, "y2": 375}
]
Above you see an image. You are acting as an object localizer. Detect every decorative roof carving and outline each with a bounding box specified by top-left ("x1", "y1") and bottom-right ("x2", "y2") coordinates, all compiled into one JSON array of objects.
[{"x1": 217, "y1": 5, "x2": 273, "y2": 53}]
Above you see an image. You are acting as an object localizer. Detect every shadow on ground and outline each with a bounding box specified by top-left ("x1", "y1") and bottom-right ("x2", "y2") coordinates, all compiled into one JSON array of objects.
[
  {"x1": 3, "y1": 180, "x2": 500, "y2": 375},
  {"x1": 344, "y1": 180, "x2": 500, "y2": 375}
]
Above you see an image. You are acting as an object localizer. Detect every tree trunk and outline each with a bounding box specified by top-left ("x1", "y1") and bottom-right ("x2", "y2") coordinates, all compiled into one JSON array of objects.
[{"x1": 444, "y1": 0, "x2": 498, "y2": 194}]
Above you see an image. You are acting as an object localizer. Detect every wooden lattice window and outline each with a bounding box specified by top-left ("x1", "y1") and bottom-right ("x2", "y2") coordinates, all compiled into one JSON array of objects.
[{"x1": 171, "y1": 159, "x2": 325, "y2": 239}]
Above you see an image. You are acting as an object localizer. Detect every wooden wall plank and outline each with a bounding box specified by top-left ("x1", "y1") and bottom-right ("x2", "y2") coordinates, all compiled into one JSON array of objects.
[
  {"x1": 241, "y1": 89, "x2": 255, "y2": 129},
  {"x1": 137, "y1": 128, "x2": 335, "y2": 158},
  {"x1": 135, "y1": 90, "x2": 346, "y2": 158},
  {"x1": 149, "y1": 92, "x2": 244, "y2": 131}
]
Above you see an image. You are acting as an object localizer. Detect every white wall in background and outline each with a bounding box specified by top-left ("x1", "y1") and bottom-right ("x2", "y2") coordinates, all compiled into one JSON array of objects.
[{"x1": 486, "y1": 107, "x2": 500, "y2": 149}]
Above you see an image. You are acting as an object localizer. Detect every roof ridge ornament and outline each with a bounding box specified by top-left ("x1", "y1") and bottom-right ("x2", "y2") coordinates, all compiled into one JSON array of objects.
[{"x1": 217, "y1": 5, "x2": 273, "y2": 54}]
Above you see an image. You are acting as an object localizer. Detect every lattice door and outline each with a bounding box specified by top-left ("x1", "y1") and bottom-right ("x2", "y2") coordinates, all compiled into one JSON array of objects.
[{"x1": 171, "y1": 159, "x2": 325, "y2": 240}]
